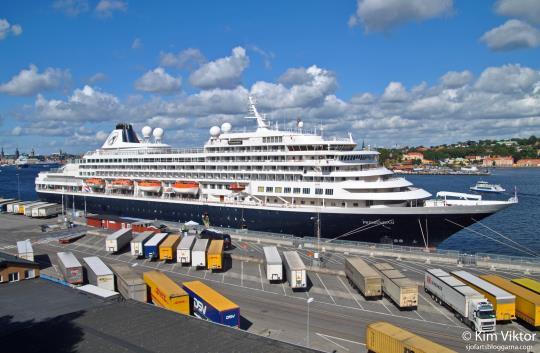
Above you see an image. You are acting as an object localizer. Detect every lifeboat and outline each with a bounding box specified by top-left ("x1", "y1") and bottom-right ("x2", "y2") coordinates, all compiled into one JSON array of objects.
[
  {"x1": 228, "y1": 182, "x2": 247, "y2": 192},
  {"x1": 138, "y1": 180, "x2": 162, "y2": 193},
  {"x1": 111, "y1": 179, "x2": 134, "y2": 190},
  {"x1": 85, "y1": 178, "x2": 105, "y2": 189},
  {"x1": 172, "y1": 181, "x2": 199, "y2": 195}
]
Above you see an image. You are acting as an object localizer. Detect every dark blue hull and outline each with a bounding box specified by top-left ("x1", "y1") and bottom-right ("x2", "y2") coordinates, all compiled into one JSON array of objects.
[{"x1": 38, "y1": 192, "x2": 493, "y2": 247}]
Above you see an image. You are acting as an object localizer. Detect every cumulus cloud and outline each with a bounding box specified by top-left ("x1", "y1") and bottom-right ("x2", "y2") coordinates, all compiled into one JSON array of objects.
[
  {"x1": 11, "y1": 126, "x2": 22, "y2": 136},
  {"x1": 160, "y1": 48, "x2": 207, "y2": 70},
  {"x1": 0, "y1": 65, "x2": 71, "y2": 96},
  {"x1": 0, "y1": 19, "x2": 23, "y2": 40},
  {"x1": 348, "y1": 0, "x2": 453, "y2": 32},
  {"x1": 381, "y1": 82, "x2": 409, "y2": 102},
  {"x1": 481, "y1": 19, "x2": 540, "y2": 51},
  {"x1": 134, "y1": 67, "x2": 182, "y2": 94},
  {"x1": 131, "y1": 38, "x2": 142, "y2": 49},
  {"x1": 87, "y1": 72, "x2": 107, "y2": 84},
  {"x1": 189, "y1": 46, "x2": 249, "y2": 89},
  {"x1": 95, "y1": 0, "x2": 127, "y2": 17},
  {"x1": 440, "y1": 70, "x2": 473, "y2": 88},
  {"x1": 475, "y1": 64, "x2": 540, "y2": 94},
  {"x1": 495, "y1": 0, "x2": 540, "y2": 25},
  {"x1": 52, "y1": 0, "x2": 89, "y2": 16}
]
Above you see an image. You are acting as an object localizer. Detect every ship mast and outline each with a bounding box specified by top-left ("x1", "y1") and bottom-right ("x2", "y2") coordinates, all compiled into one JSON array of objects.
[{"x1": 245, "y1": 96, "x2": 270, "y2": 130}]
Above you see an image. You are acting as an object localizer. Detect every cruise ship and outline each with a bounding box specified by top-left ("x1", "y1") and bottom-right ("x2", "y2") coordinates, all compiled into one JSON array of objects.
[{"x1": 35, "y1": 97, "x2": 517, "y2": 247}]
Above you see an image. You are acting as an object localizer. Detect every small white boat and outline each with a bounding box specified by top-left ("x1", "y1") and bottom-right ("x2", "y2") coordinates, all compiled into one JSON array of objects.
[{"x1": 470, "y1": 181, "x2": 505, "y2": 193}]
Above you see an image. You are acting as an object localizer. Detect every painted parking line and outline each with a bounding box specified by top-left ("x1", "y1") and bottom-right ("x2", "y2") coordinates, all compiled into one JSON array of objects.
[
  {"x1": 337, "y1": 276, "x2": 364, "y2": 310},
  {"x1": 281, "y1": 281, "x2": 287, "y2": 296},
  {"x1": 315, "y1": 332, "x2": 365, "y2": 349},
  {"x1": 315, "y1": 273, "x2": 336, "y2": 304},
  {"x1": 241, "y1": 261, "x2": 244, "y2": 287},
  {"x1": 258, "y1": 264, "x2": 264, "y2": 290},
  {"x1": 414, "y1": 310, "x2": 426, "y2": 321}
]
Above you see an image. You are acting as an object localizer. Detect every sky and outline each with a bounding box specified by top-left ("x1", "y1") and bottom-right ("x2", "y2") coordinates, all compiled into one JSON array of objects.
[{"x1": 1, "y1": 0, "x2": 540, "y2": 154}]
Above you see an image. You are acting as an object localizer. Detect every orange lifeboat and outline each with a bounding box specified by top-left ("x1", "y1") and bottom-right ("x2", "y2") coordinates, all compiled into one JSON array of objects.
[
  {"x1": 85, "y1": 178, "x2": 105, "y2": 189},
  {"x1": 172, "y1": 181, "x2": 199, "y2": 195},
  {"x1": 228, "y1": 182, "x2": 246, "y2": 192},
  {"x1": 138, "y1": 180, "x2": 162, "y2": 193},
  {"x1": 111, "y1": 179, "x2": 134, "y2": 190}
]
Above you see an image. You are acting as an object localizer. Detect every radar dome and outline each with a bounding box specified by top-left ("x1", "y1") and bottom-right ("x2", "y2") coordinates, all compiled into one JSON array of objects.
[
  {"x1": 298, "y1": 121, "x2": 304, "y2": 128},
  {"x1": 221, "y1": 122, "x2": 232, "y2": 133},
  {"x1": 153, "y1": 127, "x2": 164, "y2": 139},
  {"x1": 142, "y1": 126, "x2": 152, "y2": 138},
  {"x1": 210, "y1": 126, "x2": 221, "y2": 137}
]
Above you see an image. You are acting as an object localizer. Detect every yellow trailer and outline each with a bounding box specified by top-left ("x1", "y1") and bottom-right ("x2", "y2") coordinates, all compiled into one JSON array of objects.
[
  {"x1": 159, "y1": 234, "x2": 181, "y2": 261},
  {"x1": 143, "y1": 270, "x2": 189, "y2": 315},
  {"x1": 481, "y1": 275, "x2": 540, "y2": 328},
  {"x1": 365, "y1": 321, "x2": 457, "y2": 353},
  {"x1": 207, "y1": 240, "x2": 224, "y2": 270},
  {"x1": 512, "y1": 278, "x2": 540, "y2": 296}
]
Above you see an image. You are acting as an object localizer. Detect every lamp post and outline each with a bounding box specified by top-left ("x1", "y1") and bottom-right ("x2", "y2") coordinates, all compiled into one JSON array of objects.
[{"x1": 307, "y1": 297, "x2": 314, "y2": 347}]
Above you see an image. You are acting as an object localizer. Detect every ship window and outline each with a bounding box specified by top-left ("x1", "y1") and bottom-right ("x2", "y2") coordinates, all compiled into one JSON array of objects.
[
  {"x1": 266, "y1": 187, "x2": 273, "y2": 192},
  {"x1": 310, "y1": 201, "x2": 315, "y2": 205},
  {"x1": 258, "y1": 186, "x2": 264, "y2": 192},
  {"x1": 275, "y1": 187, "x2": 282, "y2": 193},
  {"x1": 302, "y1": 188, "x2": 310, "y2": 194},
  {"x1": 284, "y1": 187, "x2": 291, "y2": 193},
  {"x1": 325, "y1": 189, "x2": 333, "y2": 195},
  {"x1": 315, "y1": 188, "x2": 323, "y2": 195},
  {"x1": 293, "y1": 188, "x2": 301, "y2": 194}
]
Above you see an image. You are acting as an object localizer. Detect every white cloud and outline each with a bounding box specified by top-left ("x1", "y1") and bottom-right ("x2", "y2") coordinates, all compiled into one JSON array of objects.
[
  {"x1": 11, "y1": 126, "x2": 22, "y2": 136},
  {"x1": 52, "y1": 0, "x2": 89, "y2": 16},
  {"x1": 381, "y1": 82, "x2": 409, "y2": 102},
  {"x1": 87, "y1": 72, "x2": 107, "y2": 84},
  {"x1": 475, "y1": 64, "x2": 540, "y2": 94},
  {"x1": 134, "y1": 67, "x2": 182, "y2": 94},
  {"x1": 0, "y1": 19, "x2": 23, "y2": 40},
  {"x1": 131, "y1": 38, "x2": 142, "y2": 49},
  {"x1": 349, "y1": 0, "x2": 453, "y2": 32},
  {"x1": 350, "y1": 93, "x2": 375, "y2": 105},
  {"x1": 495, "y1": 0, "x2": 540, "y2": 25},
  {"x1": 440, "y1": 70, "x2": 473, "y2": 88},
  {"x1": 250, "y1": 45, "x2": 275, "y2": 69},
  {"x1": 189, "y1": 46, "x2": 249, "y2": 89},
  {"x1": 95, "y1": 0, "x2": 127, "y2": 17},
  {"x1": 481, "y1": 19, "x2": 540, "y2": 51},
  {"x1": 146, "y1": 115, "x2": 189, "y2": 129},
  {"x1": 279, "y1": 67, "x2": 314, "y2": 86},
  {"x1": 0, "y1": 65, "x2": 71, "y2": 96},
  {"x1": 160, "y1": 48, "x2": 206, "y2": 69},
  {"x1": 95, "y1": 130, "x2": 109, "y2": 141}
]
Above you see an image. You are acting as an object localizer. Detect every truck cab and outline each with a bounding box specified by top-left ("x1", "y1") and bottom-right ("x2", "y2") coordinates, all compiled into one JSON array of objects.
[{"x1": 470, "y1": 300, "x2": 496, "y2": 332}]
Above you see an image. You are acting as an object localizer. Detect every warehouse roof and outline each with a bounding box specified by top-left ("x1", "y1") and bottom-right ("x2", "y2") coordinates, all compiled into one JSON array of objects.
[
  {"x1": 0, "y1": 251, "x2": 39, "y2": 268},
  {"x1": 2, "y1": 279, "x2": 318, "y2": 353}
]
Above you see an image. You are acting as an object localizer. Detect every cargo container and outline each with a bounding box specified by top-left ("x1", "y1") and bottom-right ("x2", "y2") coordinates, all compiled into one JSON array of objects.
[
  {"x1": 57, "y1": 251, "x2": 83, "y2": 284},
  {"x1": 263, "y1": 246, "x2": 283, "y2": 282},
  {"x1": 77, "y1": 284, "x2": 120, "y2": 300},
  {"x1": 83, "y1": 256, "x2": 115, "y2": 291},
  {"x1": 159, "y1": 234, "x2": 181, "y2": 261},
  {"x1": 177, "y1": 235, "x2": 196, "y2": 264},
  {"x1": 0, "y1": 199, "x2": 17, "y2": 212},
  {"x1": 452, "y1": 270, "x2": 516, "y2": 321},
  {"x1": 481, "y1": 275, "x2": 540, "y2": 328},
  {"x1": 425, "y1": 269, "x2": 496, "y2": 332},
  {"x1": 23, "y1": 202, "x2": 48, "y2": 216},
  {"x1": 130, "y1": 231, "x2": 154, "y2": 257},
  {"x1": 207, "y1": 240, "x2": 224, "y2": 270},
  {"x1": 144, "y1": 233, "x2": 168, "y2": 260},
  {"x1": 182, "y1": 280, "x2": 240, "y2": 327},
  {"x1": 365, "y1": 321, "x2": 457, "y2": 353},
  {"x1": 9, "y1": 201, "x2": 32, "y2": 214},
  {"x1": 512, "y1": 278, "x2": 540, "y2": 296},
  {"x1": 192, "y1": 238, "x2": 209, "y2": 267},
  {"x1": 109, "y1": 263, "x2": 146, "y2": 302},
  {"x1": 35, "y1": 203, "x2": 63, "y2": 218},
  {"x1": 283, "y1": 251, "x2": 307, "y2": 289},
  {"x1": 143, "y1": 270, "x2": 189, "y2": 315},
  {"x1": 17, "y1": 239, "x2": 34, "y2": 262},
  {"x1": 29, "y1": 202, "x2": 54, "y2": 217},
  {"x1": 374, "y1": 263, "x2": 418, "y2": 309},
  {"x1": 345, "y1": 257, "x2": 382, "y2": 299},
  {"x1": 105, "y1": 228, "x2": 132, "y2": 253}
]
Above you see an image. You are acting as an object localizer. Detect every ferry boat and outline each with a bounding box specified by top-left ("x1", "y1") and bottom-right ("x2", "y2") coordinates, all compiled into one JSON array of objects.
[
  {"x1": 35, "y1": 97, "x2": 517, "y2": 247},
  {"x1": 470, "y1": 181, "x2": 506, "y2": 193}
]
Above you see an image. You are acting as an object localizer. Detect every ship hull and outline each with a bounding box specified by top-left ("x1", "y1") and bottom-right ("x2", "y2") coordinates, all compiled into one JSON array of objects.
[{"x1": 38, "y1": 192, "x2": 502, "y2": 247}]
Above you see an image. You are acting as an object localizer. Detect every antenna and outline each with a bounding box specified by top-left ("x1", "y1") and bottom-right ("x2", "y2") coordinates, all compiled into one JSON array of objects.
[{"x1": 245, "y1": 95, "x2": 270, "y2": 129}]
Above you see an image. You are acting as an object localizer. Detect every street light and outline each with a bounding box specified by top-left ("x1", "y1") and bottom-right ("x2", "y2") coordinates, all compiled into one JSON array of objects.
[{"x1": 307, "y1": 297, "x2": 314, "y2": 347}]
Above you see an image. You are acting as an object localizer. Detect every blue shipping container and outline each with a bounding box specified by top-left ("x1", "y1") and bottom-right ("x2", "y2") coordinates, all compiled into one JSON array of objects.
[{"x1": 182, "y1": 281, "x2": 240, "y2": 327}]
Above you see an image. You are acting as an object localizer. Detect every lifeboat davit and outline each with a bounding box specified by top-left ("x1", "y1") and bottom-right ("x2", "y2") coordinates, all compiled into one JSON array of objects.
[
  {"x1": 138, "y1": 180, "x2": 162, "y2": 193},
  {"x1": 228, "y1": 182, "x2": 246, "y2": 192},
  {"x1": 111, "y1": 179, "x2": 133, "y2": 190},
  {"x1": 85, "y1": 178, "x2": 105, "y2": 189},
  {"x1": 172, "y1": 181, "x2": 199, "y2": 195}
]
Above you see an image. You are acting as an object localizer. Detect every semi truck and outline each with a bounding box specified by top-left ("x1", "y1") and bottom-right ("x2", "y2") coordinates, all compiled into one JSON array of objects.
[
  {"x1": 182, "y1": 280, "x2": 240, "y2": 327},
  {"x1": 344, "y1": 257, "x2": 382, "y2": 299},
  {"x1": 452, "y1": 270, "x2": 516, "y2": 322},
  {"x1": 83, "y1": 256, "x2": 115, "y2": 291},
  {"x1": 374, "y1": 263, "x2": 418, "y2": 309},
  {"x1": 159, "y1": 234, "x2": 181, "y2": 261},
  {"x1": 105, "y1": 228, "x2": 132, "y2": 253},
  {"x1": 130, "y1": 231, "x2": 154, "y2": 257},
  {"x1": 143, "y1": 270, "x2": 190, "y2": 315},
  {"x1": 206, "y1": 240, "x2": 224, "y2": 270},
  {"x1": 283, "y1": 251, "x2": 307, "y2": 289},
  {"x1": 57, "y1": 251, "x2": 83, "y2": 285},
  {"x1": 110, "y1": 263, "x2": 147, "y2": 302},
  {"x1": 143, "y1": 233, "x2": 168, "y2": 260},
  {"x1": 365, "y1": 321, "x2": 457, "y2": 353},
  {"x1": 177, "y1": 235, "x2": 196, "y2": 264},
  {"x1": 512, "y1": 278, "x2": 540, "y2": 296},
  {"x1": 17, "y1": 239, "x2": 34, "y2": 262},
  {"x1": 263, "y1": 246, "x2": 282, "y2": 282},
  {"x1": 481, "y1": 274, "x2": 540, "y2": 329},
  {"x1": 192, "y1": 238, "x2": 209, "y2": 268},
  {"x1": 425, "y1": 269, "x2": 496, "y2": 332}
]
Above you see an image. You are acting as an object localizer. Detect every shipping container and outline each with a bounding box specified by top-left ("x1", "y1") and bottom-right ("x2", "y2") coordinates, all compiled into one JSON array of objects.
[
  {"x1": 0, "y1": 199, "x2": 17, "y2": 212},
  {"x1": 345, "y1": 257, "x2": 382, "y2": 298},
  {"x1": 57, "y1": 251, "x2": 83, "y2": 284},
  {"x1": 144, "y1": 233, "x2": 168, "y2": 260},
  {"x1": 36, "y1": 203, "x2": 63, "y2": 218},
  {"x1": 105, "y1": 228, "x2": 132, "y2": 253},
  {"x1": 130, "y1": 231, "x2": 154, "y2": 257},
  {"x1": 452, "y1": 270, "x2": 516, "y2": 321},
  {"x1": 77, "y1": 284, "x2": 120, "y2": 300},
  {"x1": 177, "y1": 235, "x2": 196, "y2": 264},
  {"x1": 182, "y1": 280, "x2": 240, "y2": 327},
  {"x1": 481, "y1": 275, "x2": 540, "y2": 328},
  {"x1": 283, "y1": 251, "x2": 307, "y2": 289},
  {"x1": 143, "y1": 271, "x2": 189, "y2": 315},
  {"x1": 5, "y1": 201, "x2": 19, "y2": 213},
  {"x1": 9, "y1": 201, "x2": 32, "y2": 214},
  {"x1": 512, "y1": 278, "x2": 540, "y2": 296},
  {"x1": 263, "y1": 246, "x2": 283, "y2": 282},
  {"x1": 17, "y1": 239, "x2": 34, "y2": 262},
  {"x1": 425, "y1": 269, "x2": 496, "y2": 332},
  {"x1": 159, "y1": 234, "x2": 181, "y2": 261},
  {"x1": 374, "y1": 263, "x2": 418, "y2": 309},
  {"x1": 23, "y1": 202, "x2": 49, "y2": 216},
  {"x1": 365, "y1": 321, "x2": 457, "y2": 353},
  {"x1": 192, "y1": 238, "x2": 209, "y2": 267},
  {"x1": 109, "y1": 263, "x2": 146, "y2": 302},
  {"x1": 83, "y1": 256, "x2": 115, "y2": 291},
  {"x1": 207, "y1": 240, "x2": 224, "y2": 270},
  {"x1": 30, "y1": 203, "x2": 55, "y2": 217}
]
